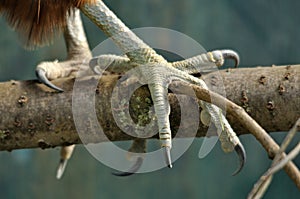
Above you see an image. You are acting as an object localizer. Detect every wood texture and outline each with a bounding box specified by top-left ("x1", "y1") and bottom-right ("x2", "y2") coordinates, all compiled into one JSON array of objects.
[{"x1": 0, "y1": 65, "x2": 299, "y2": 151}]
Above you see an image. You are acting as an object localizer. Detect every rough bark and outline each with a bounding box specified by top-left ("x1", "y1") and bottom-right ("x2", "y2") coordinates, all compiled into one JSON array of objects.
[{"x1": 0, "y1": 65, "x2": 299, "y2": 151}]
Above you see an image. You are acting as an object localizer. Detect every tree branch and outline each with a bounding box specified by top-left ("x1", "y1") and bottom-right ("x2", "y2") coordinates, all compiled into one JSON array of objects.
[
  {"x1": 0, "y1": 65, "x2": 298, "y2": 151},
  {"x1": 170, "y1": 66, "x2": 300, "y2": 188},
  {"x1": 1, "y1": 64, "x2": 299, "y2": 187},
  {"x1": 248, "y1": 118, "x2": 300, "y2": 198}
]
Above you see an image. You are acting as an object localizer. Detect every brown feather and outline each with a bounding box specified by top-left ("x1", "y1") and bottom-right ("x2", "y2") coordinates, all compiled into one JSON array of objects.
[{"x1": 0, "y1": 0, "x2": 95, "y2": 48}]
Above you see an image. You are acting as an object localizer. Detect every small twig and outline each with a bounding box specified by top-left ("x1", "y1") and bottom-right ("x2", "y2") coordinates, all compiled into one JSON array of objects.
[
  {"x1": 169, "y1": 81, "x2": 300, "y2": 188},
  {"x1": 274, "y1": 118, "x2": 300, "y2": 163},
  {"x1": 248, "y1": 118, "x2": 300, "y2": 199},
  {"x1": 248, "y1": 175, "x2": 273, "y2": 199},
  {"x1": 269, "y1": 142, "x2": 300, "y2": 176},
  {"x1": 248, "y1": 142, "x2": 300, "y2": 199}
]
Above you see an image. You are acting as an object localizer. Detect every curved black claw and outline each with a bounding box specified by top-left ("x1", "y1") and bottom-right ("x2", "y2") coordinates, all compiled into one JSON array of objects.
[
  {"x1": 221, "y1": 50, "x2": 240, "y2": 67},
  {"x1": 232, "y1": 143, "x2": 246, "y2": 176},
  {"x1": 112, "y1": 157, "x2": 144, "y2": 177},
  {"x1": 36, "y1": 69, "x2": 64, "y2": 92},
  {"x1": 89, "y1": 57, "x2": 99, "y2": 74},
  {"x1": 164, "y1": 147, "x2": 173, "y2": 168}
]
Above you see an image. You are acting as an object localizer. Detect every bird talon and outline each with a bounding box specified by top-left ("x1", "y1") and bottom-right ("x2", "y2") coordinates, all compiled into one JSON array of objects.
[
  {"x1": 56, "y1": 159, "x2": 68, "y2": 179},
  {"x1": 36, "y1": 69, "x2": 64, "y2": 92},
  {"x1": 164, "y1": 146, "x2": 173, "y2": 168},
  {"x1": 232, "y1": 143, "x2": 246, "y2": 176},
  {"x1": 220, "y1": 49, "x2": 240, "y2": 67},
  {"x1": 112, "y1": 156, "x2": 144, "y2": 177},
  {"x1": 56, "y1": 145, "x2": 75, "y2": 179},
  {"x1": 89, "y1": 57, "x2": 101, "y2": 74}
]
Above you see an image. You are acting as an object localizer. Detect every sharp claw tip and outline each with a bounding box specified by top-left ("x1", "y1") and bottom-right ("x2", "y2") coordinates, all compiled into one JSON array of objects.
[
  {"x1": 112, "y1": 171, "x2": 135, "y2": 177},
  {"x1": 112, "y1": 156, "x2": 144, "y2": 177},
  {"x1": 35, "y1": 69, "x2": 64, "y2": 92},
  {"x1": 232, "y1": 143, "x2": 246, "y2": 176},
  {"x1": 56, "y1": 159, "x2": 67, "y2": 179},
  {"x1": 164, "y1": 147, "x2": 172, "y2": 168},
  {"x1": 221, "y1": 50, "x2": 240, "y2": 68},
  {"x1": 89, "y1": 58, "x2": 98, "y2": 69},
  {"x1": 234, "y1": 59, "x2": 240, "y2": 68}
]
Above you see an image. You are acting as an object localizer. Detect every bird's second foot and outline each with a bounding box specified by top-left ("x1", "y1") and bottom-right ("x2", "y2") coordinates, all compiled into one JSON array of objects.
[{"x1": 36, "y1": 59, "x2": 90, "y2": 92}]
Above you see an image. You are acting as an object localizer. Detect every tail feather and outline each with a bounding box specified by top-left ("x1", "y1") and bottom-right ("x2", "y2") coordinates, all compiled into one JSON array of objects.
[{"x1": 0, "y1": 0, "x2": 95, "y2": 47}]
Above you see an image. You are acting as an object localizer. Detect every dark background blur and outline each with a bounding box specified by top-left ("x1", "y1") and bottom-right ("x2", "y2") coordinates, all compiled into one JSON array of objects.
[{"x1": 0, "y1": 0, "x2": 299, "y2": 198}]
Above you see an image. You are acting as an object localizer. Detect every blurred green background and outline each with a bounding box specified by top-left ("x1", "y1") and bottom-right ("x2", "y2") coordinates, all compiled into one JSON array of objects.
[{"x1": 0, "y1": 0, "x2": 299, "y2": 198}]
